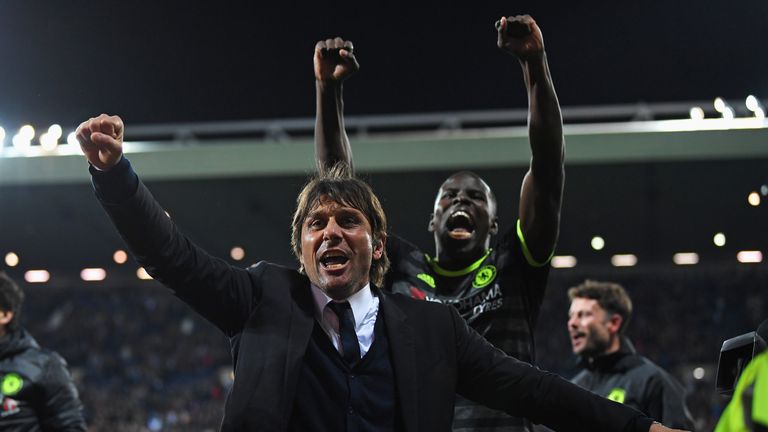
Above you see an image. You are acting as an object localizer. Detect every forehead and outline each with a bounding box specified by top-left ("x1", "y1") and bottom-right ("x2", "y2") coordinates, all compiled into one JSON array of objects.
[
  {"x1": 569, "y1": 297, "x2": 602, "y2": 313},
  {"x1": 439, "y1": 173, "x2": 491, "y2": 193},
  {"x1": 306, "y1": 196, "x2": 367, "y2": 220}
]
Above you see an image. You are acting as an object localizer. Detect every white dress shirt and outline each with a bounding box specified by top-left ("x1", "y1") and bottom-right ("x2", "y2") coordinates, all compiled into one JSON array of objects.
[{"x1": 310, "y1": 283, "x2": 379, "y2": 358}]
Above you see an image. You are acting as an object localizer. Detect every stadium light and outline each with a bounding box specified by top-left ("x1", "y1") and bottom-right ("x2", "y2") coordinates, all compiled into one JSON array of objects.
[
  {"x1": 48, "y1": 124, "x2": 63, "y2": 140},
  {"x1": 40, "y1": 124, "x2": 63, "y2": 151},
  {"x1": 137, "y1": 267, "x2": 153, "y2": 280},
  {"x1": 673, "y1": 252, "x2": 699, "y2": 265},
  {"x1": 737, "y1": 250, "x2": 763, "y2": 263},
  {"x1": 80, "y1": 268, "x2": 107, "y2": 281},
  {"x1": 689, "y1": 107, "x2": 705, "y2": 120},
  {"x1": 611, "y1": 254, "x2": 637, "y2": 267},
  {"x1": 113, "y1": 250, "x2": 128, "y2": 264},
  {"x1": 24, "y1": 270, "x2": 50, "y2": 283},
  {"x1": 4, "y1": 252, "x2": 19, "y2": 267},
  {"x1": 748, "y1": 191, "x2": 761, "y2": 206},
  {"x1": 40, "y1": 133, "x2": 57, "y2": 151},
  {"x1": 12, "y1": 133, "x2": 31, "y2": 150},
  {"x1": 713, "y1": 233, "x2": 726, "y2": 247},
  {"x1": 551, "y1": 255, "x2": 577, "y2": 268},
  {"x1": 692, "y1": 367, "x2": 705, "y2": 380},
  {"x1": 591, "y1": 236, "x2": 605, "y2": 251},
  {"x1": 19, "y1": 125, "x2": 35, "y2": 141},
  {"x1": 67, "y1": 131, "x2": 78, "y2": 146},
  {"x1": 230, "y1": 246, "x2": 245, "y2": 261},
  {"x1": 746, "y1": 95, "x2": 765, "y2": 118},
  {"x1": 713, "y1": 97, "x2": 734, "y2": 119}
]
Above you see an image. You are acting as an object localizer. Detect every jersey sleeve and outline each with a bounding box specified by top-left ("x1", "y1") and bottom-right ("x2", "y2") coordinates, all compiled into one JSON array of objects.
[
  {"x1": 383, "y1": 233, "x2": 422, "y2": 292},
  {"x1": 495, "y1": 220, "x2": 552, "y2": 327}
]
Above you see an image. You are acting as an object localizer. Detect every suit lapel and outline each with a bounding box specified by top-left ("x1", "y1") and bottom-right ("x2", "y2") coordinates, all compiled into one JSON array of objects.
[{"x1": 380, "y1": 293, "x2": 419, "y2": 432}]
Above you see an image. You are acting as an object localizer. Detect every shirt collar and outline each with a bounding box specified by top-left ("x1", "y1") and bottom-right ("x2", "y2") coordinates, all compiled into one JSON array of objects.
[
  {"x1": 310, "y1": 283, "x2": 375, "y2": 327},
  {"x1": 579, "y1": 337, "x2": 638, "y2": 371}
]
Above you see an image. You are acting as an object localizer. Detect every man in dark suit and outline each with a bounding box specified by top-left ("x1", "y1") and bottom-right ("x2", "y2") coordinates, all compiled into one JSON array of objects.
[{"x1": 77, "y1": 114, "x2": 684, "y2": 431}]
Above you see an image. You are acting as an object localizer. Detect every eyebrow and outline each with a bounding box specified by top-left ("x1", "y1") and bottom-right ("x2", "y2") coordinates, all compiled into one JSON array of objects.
[
  {"x1": 304, "y1": 208, "x2": 327, "y2": 221},
  {"x1": 442, "y1": 187, "x2": 486, "y2": 194},
  {"x1": 306, "y1": 205, "x2": 359, "y2": 220}
]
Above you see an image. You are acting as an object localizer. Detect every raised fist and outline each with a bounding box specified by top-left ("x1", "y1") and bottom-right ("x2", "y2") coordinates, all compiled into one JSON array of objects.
[
  {"x1": 314, "y1": 37, "x2": 359, "y2": 83},
  {"x1": 76, "y1": 114, "x2": 124, "y2": 171},
  {"x1": 496, "y1": 15, "x2": 545, "y2": 61}
]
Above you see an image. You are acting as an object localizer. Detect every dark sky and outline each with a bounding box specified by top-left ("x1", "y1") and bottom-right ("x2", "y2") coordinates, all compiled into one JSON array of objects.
[{"x1": 1, "y1": 2, "x2": 766, "y2": 129}]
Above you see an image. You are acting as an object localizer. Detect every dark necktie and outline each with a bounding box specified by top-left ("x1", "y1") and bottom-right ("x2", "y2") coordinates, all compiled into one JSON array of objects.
[{"x1": 327, "y1": 301, "x2": 361, "y2": 365}]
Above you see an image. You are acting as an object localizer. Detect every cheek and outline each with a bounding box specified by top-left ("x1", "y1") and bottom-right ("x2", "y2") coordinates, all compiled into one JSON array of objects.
[{"x1": 300, "y1": 233, "x2": 317, "y2": 262}]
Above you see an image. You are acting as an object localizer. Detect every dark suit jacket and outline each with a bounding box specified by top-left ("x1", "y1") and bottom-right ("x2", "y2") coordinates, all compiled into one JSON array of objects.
[{"x1": 94, "y1": 165, "x2": 653, "y2": 432}]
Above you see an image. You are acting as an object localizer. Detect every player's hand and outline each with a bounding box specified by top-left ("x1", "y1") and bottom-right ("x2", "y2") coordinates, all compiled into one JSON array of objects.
[
  {"x1": 496, "y1": 15, "x2": 545, "y2": 61},
  {"x1": 76, "y1": 114, "x2": 124, "y2": 171},
  {"x1": 314, "y1": 37, "x2": 359, "y2": 83}
]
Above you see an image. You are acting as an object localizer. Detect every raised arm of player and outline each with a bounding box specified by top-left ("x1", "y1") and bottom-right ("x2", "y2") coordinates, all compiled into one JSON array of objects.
[
  {"x1": 314, "y1": 37, "x2": 359, "y2": 175},
  {"x1": 497, "y1": 15, "x2": 565, "y2": 264}
]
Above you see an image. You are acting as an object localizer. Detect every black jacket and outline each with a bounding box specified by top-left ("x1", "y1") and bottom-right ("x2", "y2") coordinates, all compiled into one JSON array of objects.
[
  {"x1": 0, "y1": 329, "x2": 86, "y2": 431},
  {"x1": 93, "y1": 157, "x2": 656, "y2": 432},
  {"x1": 572, "y1": 338, "x2": 693, "y2": 429}
]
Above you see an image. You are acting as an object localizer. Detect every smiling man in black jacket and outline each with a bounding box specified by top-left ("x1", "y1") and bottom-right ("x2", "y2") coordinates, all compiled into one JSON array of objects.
[
  {"x1": 0, "y1": 272, "x2": 86, "y2": 431},
  {"x1": 567, "y1": 280, "x2": 693, "y2": 429}
]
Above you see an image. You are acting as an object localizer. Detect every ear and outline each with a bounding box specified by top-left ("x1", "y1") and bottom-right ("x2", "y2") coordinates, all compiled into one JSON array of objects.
[
  {"x1": 607, "y1": 313, "x2": 623, "y2": 335},
  {"x1": 428, "y1": 214, "x2": 435, "y2": 232},
  {"x1": 373, "y1": 232, "x2": 387, "y2": 260},
  {"x1": 490, "y1": 216, "x2": 499, "y2": 235},
  {"x1": 0, "y1": 310, "x2": 14, "y2": 327}
]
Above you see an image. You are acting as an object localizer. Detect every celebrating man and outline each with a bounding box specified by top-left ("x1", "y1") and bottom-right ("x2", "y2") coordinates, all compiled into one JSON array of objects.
[{"x1": 76, "y1": 113, "x2": 687, "y2": 432}]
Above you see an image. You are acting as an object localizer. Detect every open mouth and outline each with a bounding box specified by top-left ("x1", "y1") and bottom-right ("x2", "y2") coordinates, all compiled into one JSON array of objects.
[
  {"x1": 446, "y1": 210, "x2": 475, "y2": 239},
  {"x1": 320, "y1": 252, "x2": 350, "y2": 270},
  {"x1": 570, "y1": 332, "x2": 586, "y2": 345}
]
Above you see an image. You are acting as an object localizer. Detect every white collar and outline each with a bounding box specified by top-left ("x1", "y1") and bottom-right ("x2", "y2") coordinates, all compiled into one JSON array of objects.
[{"x1": 310, "y1": 283, "x2": 374, "y2": 326}]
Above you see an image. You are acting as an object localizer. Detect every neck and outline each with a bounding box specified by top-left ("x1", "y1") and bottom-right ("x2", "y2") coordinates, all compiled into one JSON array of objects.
[
  {"x1": 601, "y1": 335, "x2": 621, "y2": 356},
  {"x1": 325, "y1": 282, "x2": 367, "y2": 302},
  {"x1": 433, "y1": 242, "x2": 489, "y2": 271}
]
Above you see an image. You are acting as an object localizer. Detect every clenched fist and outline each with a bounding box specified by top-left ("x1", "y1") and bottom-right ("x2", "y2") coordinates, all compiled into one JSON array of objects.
[
  {"x1": 76, "y1": 114, "x2": 124, "y2": 171},
  {"x1": 314, "y1": 37, "x2": 359, "y2": 83},
  {"x1": 496, "y1": 15, "x2": 545, "y2": 61}
]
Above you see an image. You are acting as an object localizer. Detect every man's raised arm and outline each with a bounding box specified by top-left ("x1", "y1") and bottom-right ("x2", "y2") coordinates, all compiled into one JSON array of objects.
[
  {"x1": 314, "y1": 37, "x2": 359, "y2": 174},
  {"x1": 498, "y1": 15, "x2": 565, "y2": 264},
  {"x1": 76, "y1": 114, "x2": 255, "y2": 335}
]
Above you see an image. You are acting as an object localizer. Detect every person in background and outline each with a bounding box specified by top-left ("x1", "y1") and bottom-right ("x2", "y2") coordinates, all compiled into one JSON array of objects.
[
  {"x1": 567, "y1": 280, "x2": 693, "y2": 429},
  {"x1": 0, "y1": 271, "x2": 87, "y2": 431}
]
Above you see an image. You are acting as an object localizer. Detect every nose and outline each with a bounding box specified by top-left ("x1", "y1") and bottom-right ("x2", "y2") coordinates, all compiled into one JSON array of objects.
[
  {"x1": 567, "y1": 315, "x2": 577, "y2": 330},
  {"x1": 322, "y1": 218, "x2": 343, "y2": 242},
  {"x1": 452, "y1": 191, "x2": 470, "y2": 204}
]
